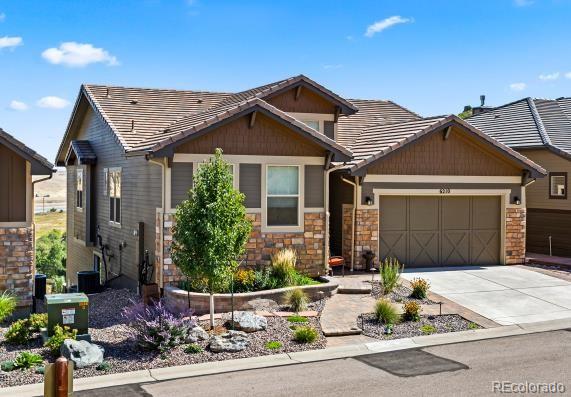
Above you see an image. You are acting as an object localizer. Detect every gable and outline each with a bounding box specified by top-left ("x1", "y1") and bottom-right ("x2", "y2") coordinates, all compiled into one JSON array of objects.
[
  {"x1": 266, "y1": 86, "x2": 338, "y2": 114},
  {"x1": 0, "y1": 143, "x2": 27, "y2": 222},
  {"x1": 366, "y1": 125, "x2": 523, "y2": 176},
  {"x1": 174, "y1": 112, "x2": 327, "y2": 157}
]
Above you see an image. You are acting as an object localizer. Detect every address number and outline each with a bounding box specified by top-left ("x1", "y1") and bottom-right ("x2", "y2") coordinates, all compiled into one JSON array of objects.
[{"x1": 439, "y1": 188, "x2": 451, "y2": 194}]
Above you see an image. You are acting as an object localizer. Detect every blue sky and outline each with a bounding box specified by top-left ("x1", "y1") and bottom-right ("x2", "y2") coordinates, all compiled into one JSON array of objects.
[{"x1": 1, "y1": 0, "x2": 571, "y2": 161}]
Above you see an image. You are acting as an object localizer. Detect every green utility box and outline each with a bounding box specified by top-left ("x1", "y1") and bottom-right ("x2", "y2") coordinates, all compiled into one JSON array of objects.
[{"x1": 45, "y1": 293, "x2": 89, "y2": 336}]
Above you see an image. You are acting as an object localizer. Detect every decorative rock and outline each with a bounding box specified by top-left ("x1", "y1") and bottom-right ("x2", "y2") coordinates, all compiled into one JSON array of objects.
[
  {"x1": 209, "y1": 330, "x2": 249, "y2": 353},
  {"x1": 245, "y1": 298, "x2": 279, "y2": 312},
  {"x1": 227, "y1": 311, "x2": 267, "y2": 333},
  {"x1": 60, "y1": 339, "x2": 104, "y2": 369},
  {"x1": 188, "y1": 326, "x2": 209, "y2": 342}
]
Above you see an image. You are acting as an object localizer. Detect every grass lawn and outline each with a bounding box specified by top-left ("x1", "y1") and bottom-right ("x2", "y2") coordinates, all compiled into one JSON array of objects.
[{"x1": 34, "y1": 211, "x2": 66, "y2": 240}]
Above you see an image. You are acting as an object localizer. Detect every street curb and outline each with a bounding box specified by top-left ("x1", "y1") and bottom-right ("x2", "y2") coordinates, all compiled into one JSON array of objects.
[{"x1": 2, "y1": 317, "x2": 570, "y2": 396}]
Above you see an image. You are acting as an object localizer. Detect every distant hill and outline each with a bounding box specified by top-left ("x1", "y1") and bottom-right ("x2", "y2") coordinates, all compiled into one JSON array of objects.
[{"x1": 33, "y1": 169, "x2": 66, "y2": 213}]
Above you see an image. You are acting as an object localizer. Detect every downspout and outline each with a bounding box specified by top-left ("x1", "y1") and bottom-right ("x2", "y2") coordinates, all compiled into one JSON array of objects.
[
  {"x1": 341, "y1": 176, "x2": 358, "y2": 272},
  {"x1": 323, "y1": 162, "x2": 348, "y2": 273},
  {"x1": 148, "y1": 157, "x2": 167, "y2": 289}
]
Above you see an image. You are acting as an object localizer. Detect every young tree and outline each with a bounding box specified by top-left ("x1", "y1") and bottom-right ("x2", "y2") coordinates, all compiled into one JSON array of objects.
[{"x1": 171, "y1": 149, "x2": 252, "y2": 328}]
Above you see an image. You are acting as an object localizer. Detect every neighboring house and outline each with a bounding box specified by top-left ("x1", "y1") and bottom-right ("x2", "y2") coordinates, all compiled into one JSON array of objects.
[
  {"x1": 55, "y1": 75, "x2": 545, "y2": 292},
  {"x1": 467, "y1": 97, "x2": 571, "y2": 256},
  {"x1": 0, "y1": 128, "x2": 54, "y2": 306}
]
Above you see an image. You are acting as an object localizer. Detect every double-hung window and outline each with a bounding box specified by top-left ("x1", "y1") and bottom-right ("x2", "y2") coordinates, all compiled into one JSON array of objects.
[
  {"x1": 76, "y1": 168, "x2": 83, "y2": 210},
  {"x1": 109, "y1": 169, "x2": 121, "y2": 225},
  {"x1": 266, "y1": 166, "x2": 299, "y2": 227},
  {"x1": 549, "y1": 172, "x2": 567, "y2": 199}
]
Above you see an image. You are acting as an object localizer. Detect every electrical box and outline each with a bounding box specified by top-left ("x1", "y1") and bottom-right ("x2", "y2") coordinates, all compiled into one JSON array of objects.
[{"x1": 45, "y1": 293, "x2": 89, "y2": 336}]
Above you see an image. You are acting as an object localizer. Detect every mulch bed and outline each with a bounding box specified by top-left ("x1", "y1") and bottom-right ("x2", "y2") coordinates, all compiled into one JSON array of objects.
[
  {"x1": 357, "y1": 313, "x2": 479, "y2": 341},
  {"x1": 0, "y1": 289, "x2": 326, "y2": 388},
  {"x1": 371, "y1": 282, "x2": 436, "y2": 304}
]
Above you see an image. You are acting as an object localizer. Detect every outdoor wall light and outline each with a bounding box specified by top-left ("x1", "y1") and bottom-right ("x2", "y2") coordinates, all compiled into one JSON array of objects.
[
  {"x1": 513, "y1": 196, "x2": 521, "y2": 205},
  {"x1": 365, "y1": 196, "x2": 373, "y2": 206}
]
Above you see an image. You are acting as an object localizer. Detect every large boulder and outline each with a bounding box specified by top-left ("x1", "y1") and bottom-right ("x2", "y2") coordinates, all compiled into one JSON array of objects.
[
  {"x1": 60, "y1": 339, "x2": 104, "y2": 369},
  {"x1": 226, "y1": 311, "x2": 267, "y2": 333},
  {"x1": 209, "y1": 330, "x2": 249, "y2": 353},
  {"x1": 244, "y1": 298, "x2": 279, "y2": 312},
  {"x1": 187, "y1": 326, "x2": 209, "y2": 343}
]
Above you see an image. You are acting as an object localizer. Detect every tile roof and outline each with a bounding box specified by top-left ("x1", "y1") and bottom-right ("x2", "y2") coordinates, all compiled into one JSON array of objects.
[
  {"x1": 0, "y1": 127, "x2": 54, "y2": 175},
  {"x1": 337, "y1": 99, "x2": 421, "y2": 148},
  {"x1": 467, "y1": 97, "x2": 571, "y2": 159}
]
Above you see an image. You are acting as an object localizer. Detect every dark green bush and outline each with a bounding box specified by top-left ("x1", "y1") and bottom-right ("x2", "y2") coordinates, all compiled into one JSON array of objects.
[
  {"x1": 14, "y1": 352, "x2": 43, "y2": 369},
  {"x1": 374, "y1": 299, "x2": 400, "y2": 325},
  {"x1": 184, "y1": 344, "x2": 203, "y2": 354},
  {"x1": 5, "y1": 319, "x2": 32, "y2": 345},
  {"x1": 293, "y1": 326, "x2": 318, "y2": 343},
  {"x1": 1, "y1": 361, "x2": 15, "y2": 372},
  {"x1": 96, "y1": 361, "x2": 112, "y2": 371}
]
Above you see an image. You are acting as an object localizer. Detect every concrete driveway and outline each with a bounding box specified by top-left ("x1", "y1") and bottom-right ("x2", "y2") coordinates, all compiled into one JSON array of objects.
[{"x1": 401, "y1": 266, "x2": 571, "y2": 325}]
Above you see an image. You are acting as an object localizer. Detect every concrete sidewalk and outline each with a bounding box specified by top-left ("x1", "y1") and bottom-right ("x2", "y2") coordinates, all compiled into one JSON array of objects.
[{"x1": 4, "y1": 317, "x2": 571, "y2": 397}]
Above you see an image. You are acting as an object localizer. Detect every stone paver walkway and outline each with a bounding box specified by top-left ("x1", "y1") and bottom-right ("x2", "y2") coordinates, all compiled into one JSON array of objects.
[{"x1": 320, "y1": 293, "x2": 376, "y2": 336}]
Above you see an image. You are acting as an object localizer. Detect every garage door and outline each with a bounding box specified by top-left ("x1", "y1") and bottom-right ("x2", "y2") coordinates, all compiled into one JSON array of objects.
[{"x1": 379, "y1": 196, "x2": 501, "y2": 267}]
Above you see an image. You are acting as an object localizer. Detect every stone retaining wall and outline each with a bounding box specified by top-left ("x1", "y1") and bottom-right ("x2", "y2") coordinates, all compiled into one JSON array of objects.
[
  {"x1": 165, "y1": 277, "x2": 338, "y2": 315},
  {"x1": 0, "y1": 226, "x2": 34, "y2": 307}
]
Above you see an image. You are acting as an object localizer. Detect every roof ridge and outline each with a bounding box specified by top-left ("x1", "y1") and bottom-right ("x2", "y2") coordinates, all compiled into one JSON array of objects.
[
  {"x1": 362, "y1": 115, "x2": 445, "y2": 130},
  {"x1": 466, "y1": 97, "x2": 530, "y2": 119},
  {"x1": 84, "y1": 83, "x2": 232, "y2": 96},
  {"x1": 527, "y1": 97, "x2": 552, "y2": 146}
]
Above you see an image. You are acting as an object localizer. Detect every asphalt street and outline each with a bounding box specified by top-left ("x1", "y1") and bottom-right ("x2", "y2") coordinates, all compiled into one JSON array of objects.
[{"x1": 76, "y1": 329, "x2": 571, "y2": 397}]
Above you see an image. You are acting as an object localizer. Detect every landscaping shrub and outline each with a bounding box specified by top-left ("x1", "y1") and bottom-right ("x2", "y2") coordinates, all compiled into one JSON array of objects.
[
  {"x1": 184, "y1": 343, "x2": 203, "y2": 354},
  {"x1": 403, "y1": 301, "x2": 421, "y2": 322},
  {"x1": 293, "y1": 326, "x2": 318, "y2": 343},
  {"x1": 234, "y1": 268, "x2": 256, "y2": 292},
  {"x1": 29, "y1": 313, "x2": 48, "y2": 332},
  {"x1": 14, "y1": 352, "x2": 43, "y2": 369},
  {"x1": 285, "y1": 288, "x2": 308, "y2": 313},
  {"x1": 293, "y1": 273, "x2": 320, "y2": 287},
  {"x1": 419, "y1": 324, "x2": 437, "y2": 335},
  {"x1": 0, "y1": 291, "x2": 17, "y2": 322},
  {"x1": 45, "y1": 325, "x2": 77, "y2": 355},
  {"x1": 122, "y1": 299, "x2": 196, "y2": 353},
  {"x1": 287, "y1": 315, "x2": 308, "y2": 323},
  {"x1": 1, "y1": 361, "x2": 15, "y2": 372},
  {"x1": 271, "y1": 248, "x2": 298, "y2": 287},
  {"x1": 374, "y1": 299, "x2": 400, "y2": 325},
  {"x1": 468, "y1": 322, "x2": 479, "y2": 330},
  {"x1": 265, "y1": 341, "x2": 283, "y2": 350},
  {"x1": 51, "y1": 276, "x2": 66, "y2": 294},
  {"x1": 410, "y1": 278, "x2": 430, "y2": 299},
  {"x1": 5, "y1": 319, "x2": 32, "y2": 345},
  {"x1": 96, "y1": 361, "x2": 112, "y2": 371},
  {"x1": 379, "y1": 258, "x2": 403, "y2": 294}
]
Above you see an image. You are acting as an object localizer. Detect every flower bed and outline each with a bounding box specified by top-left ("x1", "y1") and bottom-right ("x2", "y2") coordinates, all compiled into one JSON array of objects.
[
  {"x1": 0, "y1": 289, "x2": 327, "y2": 388},
  {"x1": 166, "y1": 276, "x2": 338, "y2": 315},
  {"x1": 371, "y1": 282, "x2": 436, "y2": 304},
  {"x1": 357, "y1": 313, "x2": 480, "y2": 340}
]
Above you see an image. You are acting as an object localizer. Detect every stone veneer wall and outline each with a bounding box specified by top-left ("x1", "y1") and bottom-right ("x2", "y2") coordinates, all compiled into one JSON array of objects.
[
  {"x1": 156, "y1": 211, "x2": 326, "y2": 287},
  {"x1": 0, "y1": 226, "x2": 34, "y2": 307},
  {"x1": 342, "y1": 205, "x2": 353, "y2": 266},
  {"x1": 342, "y1": 207, "x2": 379, "y2": 270},
  {"x1": 505, "y1": 207, "x2": 526, "y2": 265}
]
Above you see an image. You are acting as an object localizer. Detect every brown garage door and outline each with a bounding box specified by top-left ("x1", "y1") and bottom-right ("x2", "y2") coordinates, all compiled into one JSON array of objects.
[{"x1": 379, "y1": 196, "x2": 501, "y2": 267}]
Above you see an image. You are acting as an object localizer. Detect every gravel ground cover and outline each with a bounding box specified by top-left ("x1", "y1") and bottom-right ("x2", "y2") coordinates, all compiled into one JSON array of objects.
[
  {"x1": 0, "y1": 289, "x2": 326, "y2": 388},
  {"x1": 371, "y1": 282, "x2": 436, "y2": 304},
  {"x1": 357, "y1": 313, "x2": 479, "y2": 341}
]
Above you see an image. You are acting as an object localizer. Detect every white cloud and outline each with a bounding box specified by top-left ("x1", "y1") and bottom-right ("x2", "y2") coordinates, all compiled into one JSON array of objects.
[
  {"x1": 9, "y1": 100, "x2": 28, "y2": 111},
  {"x1": 539, "y1": 72, "x2": 560, "y2": 81},
  {"x1": 514, "y1": 0, "x2": 534, "y2": 6},
  {"x1": 41, "y1": 42, "x2": 118, "y2": 67},
  {"x1": 323, "y1": 64, "x2": 343, "y2": 70},
  {"x1": 37, "y1": 96, "x2": 69, "y2": 109},
  {"x1": 0, "y1": 36, "x2": 23, "y2": 49},
  {"x1": 510, "y1": 82, "x2": 527, "y2": 91},
  {"x1": 565, "y1": 72, "x2": 571, "y2": 79},
  {"x1": 365, "y1": 16, "x2": 413, "y2": 38},
  {"x1": 0, "y1": 13, "x2": 6, "y2": 22}
]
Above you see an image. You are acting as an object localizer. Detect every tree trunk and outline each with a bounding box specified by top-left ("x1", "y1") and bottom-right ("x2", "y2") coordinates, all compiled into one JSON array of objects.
[{"x1": 209, "y1": 292, "x2": 215, "y2": 329}]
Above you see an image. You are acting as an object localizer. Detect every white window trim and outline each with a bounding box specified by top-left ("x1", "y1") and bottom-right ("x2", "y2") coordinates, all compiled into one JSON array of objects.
[
  {"x1": 108, "y1": 167, "x2": 122, "y2": 227},
  {"x1": 288, "y1": 112, "x2": 336, "y2": 140},
  {"x1": 76, "y1": 168, "x2": 84, "y2": 212},
  {"x1": 193, "y1": 161, "x2": 239, "y2": 190},
  {"x1": 263, "y1": 164, "x2": 303, "y2": 233}
]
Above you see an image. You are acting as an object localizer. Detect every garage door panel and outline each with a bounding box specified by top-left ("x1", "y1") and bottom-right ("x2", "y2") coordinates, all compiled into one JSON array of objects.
[
  {"x1": 409, "y1": 231, "x2": 439, "y2": 266},
  {"x1": 379, "y1": 232, "x2": 407, "y2": 263},
  {"x1": 409, "y1": 197, "x2": 439, "y2": 230},
  {"x1": 379, "y1": 195, "x2": 501, "y2": 267}
]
